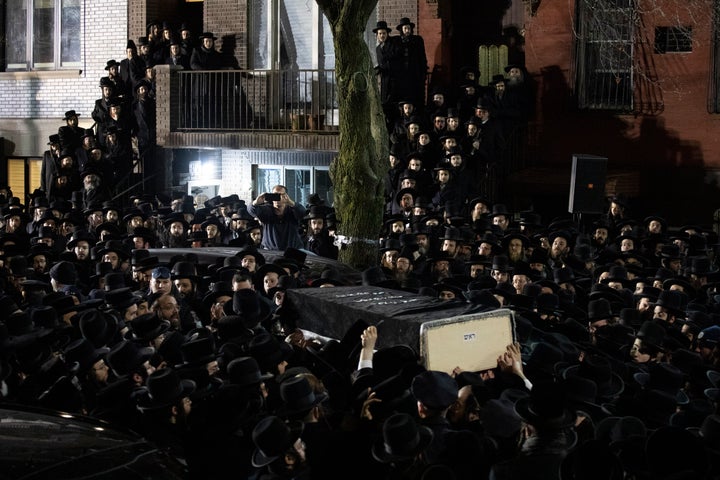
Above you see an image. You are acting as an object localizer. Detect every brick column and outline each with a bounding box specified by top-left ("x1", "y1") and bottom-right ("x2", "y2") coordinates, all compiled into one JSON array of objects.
[{"x1": 154, "y1": 64, "x2": 172, "y2": 146}]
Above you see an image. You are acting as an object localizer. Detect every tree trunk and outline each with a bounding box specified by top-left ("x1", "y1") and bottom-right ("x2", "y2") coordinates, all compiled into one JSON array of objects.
[{"x1": 316, "y1": 0, "x2": 387, "y2": 270}]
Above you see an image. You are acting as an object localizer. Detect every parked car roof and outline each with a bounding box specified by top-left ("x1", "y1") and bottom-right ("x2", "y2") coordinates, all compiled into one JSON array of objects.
[{"x1": 0, "y1": 404, "x2": 187, "y2": 479}]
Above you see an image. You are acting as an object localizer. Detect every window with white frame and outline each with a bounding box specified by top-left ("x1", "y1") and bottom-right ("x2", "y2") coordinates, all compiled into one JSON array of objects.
[
  {"x1": 255, "y1": 165, "x2": 332, "y2": 207},
  {"x1": 4, "y1": 0, "x2": 81, "y2": 71}
]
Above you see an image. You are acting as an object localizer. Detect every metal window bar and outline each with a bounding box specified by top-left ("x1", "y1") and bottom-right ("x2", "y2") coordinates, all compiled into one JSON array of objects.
[{"x1": 576, "y1": 0, "x2": 635, "y2": 111}]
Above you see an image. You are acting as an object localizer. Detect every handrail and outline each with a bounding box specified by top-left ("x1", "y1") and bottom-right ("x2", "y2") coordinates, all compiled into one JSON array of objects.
[{"x1": 173, "y1": 68, "x2": 339, "y2": 132}]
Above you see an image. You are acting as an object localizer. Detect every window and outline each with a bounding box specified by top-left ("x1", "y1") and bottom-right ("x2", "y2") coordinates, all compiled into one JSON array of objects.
[
  {"x1": 256, "y1": 165, "x2": 332, "y2": 206},
  {"x1": 654, "y1": 26, "x2": 692, "y2": 53},
  {"x1": 575, "y1": 0, "x2": 635, "y2": 111},
  {"x1": 249, "y1": 0, "x2": 335, "y2": 70},
  {"x1": 4, "y1": 0, "x2": 81, "y2": 71}
]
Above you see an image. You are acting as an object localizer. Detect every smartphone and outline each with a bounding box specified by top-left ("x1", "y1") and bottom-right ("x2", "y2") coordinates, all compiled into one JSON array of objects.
[{"x1": 265, "y1": 193, "x2": 281, "y2": 202}]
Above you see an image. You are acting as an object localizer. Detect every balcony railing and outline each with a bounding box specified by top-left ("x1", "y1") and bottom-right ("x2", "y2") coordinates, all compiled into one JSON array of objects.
[{"x1": 173, "y1": 69, "x2": 339, "y2": 132}]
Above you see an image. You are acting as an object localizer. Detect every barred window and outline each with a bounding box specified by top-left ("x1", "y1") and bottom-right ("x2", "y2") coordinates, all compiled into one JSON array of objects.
[
  {"x1": 575, "y1": 0, "x2": 635, "y2": 111},
  {"x1": 654, "y1": 26, "x2": 693, "y2": 54}
]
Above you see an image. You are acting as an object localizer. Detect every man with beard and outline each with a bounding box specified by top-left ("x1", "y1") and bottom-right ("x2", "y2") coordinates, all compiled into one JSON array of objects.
[
  {"x1": 392, "y1": 17, "x2": 427, "y2": 108},
  {"x1": 81, "y1": 168, "x2": 110, "y2": 208},
  {"x1": 503, "y1": 232, "x2": 529, "y2": 267},
  {"x1": 548, "y1": 230, "x2": 573, "y2": 270},
  {"x1": 41, "y1": 135, "x2": 62, "y2": 198},
  {"x1": 170, "y1": 261, "x2": 205, "y2": 326},
  {"x1": 303, "y1": 207, "x2": 338, "y2": 259},
  {"x1": 132, "y1": 79, "x2": 156, "y2": 169},
  {"x1": 591, "y1": 218, "x2": 611, "y2": 255},
  {"x1": 503, "y1": 64, "x2": 534, "y2": 121},
  {"x1": 67, "y1": 229, "x2": 95, "y2": 286},
  {"x1": 49, "y1": 150, "x2": 80, "y2": 202},
  {"x1": 103, "y1": 106, "x2": 134, "y2": 187},
  {"x1": 163, "y1": 214, "x2": 189, "y2": 248},
  {"x1": 58, "y1": 110, "x2": 85, "y2": 152},
  {"x1": 373, "y1": 20, "x2": 398, "y2": 132},
  {"x1": 92, "y1": 78, "x2": 115, "y2": 148}
]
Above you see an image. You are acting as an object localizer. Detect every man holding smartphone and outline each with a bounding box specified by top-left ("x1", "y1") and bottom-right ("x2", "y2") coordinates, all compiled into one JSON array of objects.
[{"x1": 248, "y1": 185, "x2": 306, "y2": 250}]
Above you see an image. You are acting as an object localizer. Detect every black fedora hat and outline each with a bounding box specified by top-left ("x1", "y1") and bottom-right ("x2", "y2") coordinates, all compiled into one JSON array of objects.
[
  {"x1": 105, "y1": 287, "x2": 142, "y2": 310},
  {"x1": 277, "y1": 374, "x2": 329, "y2": 417},
  {"x1": 176, "y1": 336, "x2": 217, "y2": 368},
  {"x1": 78, "y1": 308, "x2": 118, "y2": 348},
  {"x1": 515, "y1": 381, "x2": 577, "y2": 429},
  {"x1": 373, "y1": 20, "x2": 392, "y2": 33},
  {"x1": 198, "y1": 31, "x2": 218, "y2": 40},
  {"x1": 105, "y1": 340, "x2": 155, "y2": 377},
  {"x1": 248, "y1": 333, "x2": 293, "y2": 373},
  {"x1": 372, "y1": 413, "x2": 433, "y2": 463},
  {"x1": 395, "y1": 17, "x2": 416, "y2": 31},
  {"x1": 97, "y1": 239, "x2": 130, "y2": 260},
  {"x1": 170, "y1": 260, "x2": 198, "y2": 281},
  {"x1": 137, "y1": 368, "x2": 196, "y2": 411},
  {"x1": 128, "y1": 313, "x2": 170, "y2": 342},
  {"x1": 63, "y1": 338, "x2": 109, "y2": 374},
  {"x1": 226, "y1": 356, "x2": 273, "y2": 388},
  {"x1": 251, "y1": 416, "x2": 304, "y2": 468}
]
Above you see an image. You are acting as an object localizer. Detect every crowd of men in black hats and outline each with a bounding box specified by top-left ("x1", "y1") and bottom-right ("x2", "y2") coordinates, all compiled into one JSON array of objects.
[
  {"x1": 375, "y1": 16, "x2": 534, "y2": 214},
  {"x1": 3, "y1": 169, "x2": 720, "y2": 478},
  {"x1": 40, "y1": 20, "x2": 231, "y2": 211},
  {"x1": 3, "y1": 15, "x2": 720, "y2": 480}
]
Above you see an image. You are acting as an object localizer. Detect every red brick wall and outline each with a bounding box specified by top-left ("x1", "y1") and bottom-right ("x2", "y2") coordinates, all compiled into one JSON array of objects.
[{"x1": 523, "y1": 0, "x2": 720, "y2": 165}]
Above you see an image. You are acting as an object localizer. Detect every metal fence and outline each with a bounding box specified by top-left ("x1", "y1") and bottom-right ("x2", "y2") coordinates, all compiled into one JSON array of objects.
[{"x1": 175, "y1": 69, "x2": 339, "y2": 131}]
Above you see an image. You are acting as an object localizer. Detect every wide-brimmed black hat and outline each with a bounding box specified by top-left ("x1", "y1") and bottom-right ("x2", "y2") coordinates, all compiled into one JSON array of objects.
[
  {"x1": 634, "y1": 362, "x2": 690, "y2": 405},
  {"x1": 395, "y1": 17, "x2": 416, "y2": 31},
  {"x1": 128, "y1": 313, "x2": 170, "y2": 342},
  {"x1": 137, "y1": 368, "x2": 196, "y2": 411},
  {"x1": 97, "y1": 239, "x2": 130, "y2": 260},
  {"x1": 562, "y1": 354, "x2": 625, "y2": 401},
  {"x1": 176, "y1": 336, "x2": 217, "y2": 368},
  {"x1": 372, "y1": 413, "x2": 433, "y2": 463},
  {"x1": 170, "y1": 260, "x2": 199, "y2": 281},
  {"x1": 277, "y1": 374, "x2": 329, "y2": 417},
  {"x1": 226, "y1": 356, "x2": 273, "y2": 388},
  {"x1": 198, "y1": 32, "x2": 217, "y2": 40},
  {"x1": 78, "y1": 309, "x2": 118, "y2": 348},
  {"x1": 104, "y1": 287, "x2": 141, "y2": 310},
  {"x1": 63, "y1": 338, "x2": 109, "y2": 374},
  {"x1": 105, "y1": 340, "x2": 155, "y2": 377},
  {"x1": 515, "y1": 381, "x2": 577, "y2": 429},
  {"x1": 373, "y1": 20, "x2": 392, "y2": 33},
  {"x1": 251, "y1": 416, "x2": 304, "y2": 468},
  {"x1": 395, "y1": 187, "x2": 417, "y2": 207},
  {"x1": 248, "y1": 333, "x2": 293, "y2": 373}
]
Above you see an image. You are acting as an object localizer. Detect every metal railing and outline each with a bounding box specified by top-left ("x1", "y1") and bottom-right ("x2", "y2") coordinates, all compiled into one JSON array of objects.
[{"x1": 175, "y1": 69, "x2": 339, "y2": 131}]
